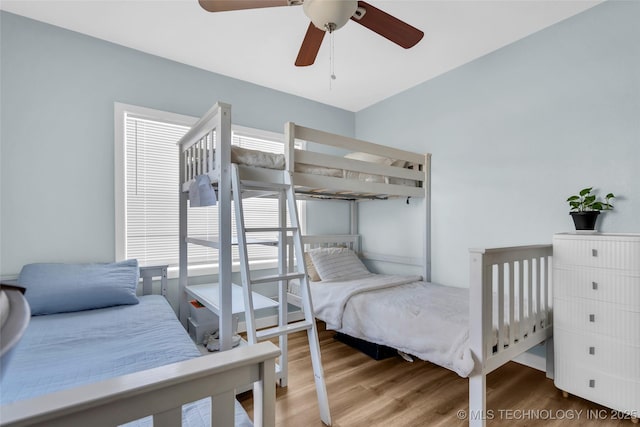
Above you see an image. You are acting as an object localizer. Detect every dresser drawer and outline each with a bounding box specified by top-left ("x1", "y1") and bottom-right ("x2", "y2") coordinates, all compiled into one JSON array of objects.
[
  {"x1": 554, "y1": 267, "x2": 640, "y2": 310},
  {"x1": 554, "y1": 237, "x2": 640, "y2": 271},
  {"x1": 554, "y1": 297, "x2": 640, "y2": 344},
  {"x1": 554, "y1": 360, "x2": 640, "y2": 415},
  {"x1": 554, "y1": 328, "x2": 640, "y2": 380}
]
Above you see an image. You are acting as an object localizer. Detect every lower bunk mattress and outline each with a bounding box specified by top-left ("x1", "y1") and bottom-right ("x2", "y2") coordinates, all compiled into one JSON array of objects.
[
  {"x1": 0, "y1": 295, "x2": 252, "y2": 427},
  {"x1": 290, "y1": 274, "x2": 540, "y2": 378}
]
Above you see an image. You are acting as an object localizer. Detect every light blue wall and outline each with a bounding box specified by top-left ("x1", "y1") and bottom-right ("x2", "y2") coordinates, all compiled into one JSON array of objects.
[
  {"x1": 3, "y1": 1, "x2": 639, "y2": 290},
  {"x1": 355, "y1": 0, "x2": 640, "y2": 288},
  {"x1": 0, "y1": 12, "x2": 354, "y2": 277}
]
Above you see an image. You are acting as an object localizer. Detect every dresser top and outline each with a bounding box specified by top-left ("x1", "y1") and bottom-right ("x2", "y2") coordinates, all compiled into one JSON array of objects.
[{"x1": 554, "y1": 232, "x2": 640, "y2": 240}]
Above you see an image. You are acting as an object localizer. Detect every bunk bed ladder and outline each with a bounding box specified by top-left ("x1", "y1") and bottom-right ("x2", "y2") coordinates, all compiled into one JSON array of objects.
[{"x1": 231, "y1": 164, "x2": 331, "y2": 426}]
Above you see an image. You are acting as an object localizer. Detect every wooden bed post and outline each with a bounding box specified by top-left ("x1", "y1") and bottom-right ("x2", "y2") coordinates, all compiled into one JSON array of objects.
[
  {"x1": 544, "y1": 255, "x2": 554, "y2": 380},
  {"x1": 424, "y1": 153, "x2": 431, "y2": 282},
  {"x1": 469, "y1": 248, "x2": 490, "y2": 427},
  {"x1": 468, "y1": 374, "x2": 487, "y2": 427},
  {"x1": 350, "y1": 200, "x2": 358, "y2": 240},
  {"x1": 277, "y1": 188, "x2": 288, "y2": 387},
  {"x1": 284, "y1": 122, "x2": 295, "y2": 174},
  {"x1": 545, "y1": 335, "x2": 555, "y2": 380},
  {"x1": 217, "y1": 103, "x2": 233, "y2": 352},
  {"x1": 179, "y1": 144, "x2": 189, "y2": 327}
]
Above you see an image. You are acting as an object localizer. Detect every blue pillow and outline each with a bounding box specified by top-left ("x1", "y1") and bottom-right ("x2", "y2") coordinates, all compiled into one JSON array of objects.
[{"x1": 19, "y1": 260, "x2": 140, "y2": 315}]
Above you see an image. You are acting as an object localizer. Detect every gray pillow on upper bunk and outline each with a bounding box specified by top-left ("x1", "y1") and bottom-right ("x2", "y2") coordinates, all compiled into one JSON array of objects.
[
  {"x1": 343, "y1": 152, "x2": 407, "y2": 184},
  {"x1": 18, "y1": 260, "x2": 139, "y2": 315},
  {"x1": 344, "y1": 152, "x2": 406, "y2": 168},
  {"x1": 230, "y1": 146, "x2": 285, "y2": 170},
  {"x1": 309, "y1": 247, "x2": 370, "y2": 281}
]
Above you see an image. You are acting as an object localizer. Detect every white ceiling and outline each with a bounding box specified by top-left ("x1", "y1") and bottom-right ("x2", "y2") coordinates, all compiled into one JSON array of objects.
[{"x1": 1, "y1": 0, "x2": 601, "y2": 112}]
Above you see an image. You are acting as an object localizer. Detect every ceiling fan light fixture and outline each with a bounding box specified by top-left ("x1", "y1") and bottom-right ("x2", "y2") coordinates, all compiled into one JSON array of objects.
[
  {"x1": 198, "y1": 0, "x2": 424, "y2": 67},
  {"x1": 303, "y1": 0, "x2": 358, "y2": 32}
]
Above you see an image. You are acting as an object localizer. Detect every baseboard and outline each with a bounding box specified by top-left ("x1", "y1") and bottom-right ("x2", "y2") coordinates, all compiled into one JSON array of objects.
[{"x1": 512, "y1": 351, "x2": 546, "y2": 372}]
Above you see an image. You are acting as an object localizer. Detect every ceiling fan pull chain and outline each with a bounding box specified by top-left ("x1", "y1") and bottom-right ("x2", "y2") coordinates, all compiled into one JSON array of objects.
[
  {"x1": 329, "y1": 31, "x2": 336, "y2": 90},
  {"x1": 199, "y1": 0, "x2": 424, "y2": 68}
]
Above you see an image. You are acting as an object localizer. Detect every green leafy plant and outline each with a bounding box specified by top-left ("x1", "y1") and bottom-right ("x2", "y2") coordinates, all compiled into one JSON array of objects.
[{"x1": 567, "y1": 187, "x2": 615, "y2": 212}]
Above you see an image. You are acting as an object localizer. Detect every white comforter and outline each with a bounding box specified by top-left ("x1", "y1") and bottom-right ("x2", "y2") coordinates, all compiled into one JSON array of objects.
[{"x1": 310, "y1": 274, "x2": 475, "y2": 377}]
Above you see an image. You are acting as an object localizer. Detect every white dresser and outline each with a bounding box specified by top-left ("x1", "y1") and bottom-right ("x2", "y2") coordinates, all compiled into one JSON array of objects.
[{"x1": 553, "y1": 232, "x2": 640, "y2": 417}]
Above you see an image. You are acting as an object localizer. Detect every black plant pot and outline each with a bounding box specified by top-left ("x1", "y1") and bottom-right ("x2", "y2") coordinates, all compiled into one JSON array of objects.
[{"x1": 570, "y1": 211, "x2": 600, "y2": 231}]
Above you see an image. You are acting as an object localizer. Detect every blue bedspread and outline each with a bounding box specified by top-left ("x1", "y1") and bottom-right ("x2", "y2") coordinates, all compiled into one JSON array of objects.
[{"x1": 0, "y1": 295, "x2": 252, "y2": 426}]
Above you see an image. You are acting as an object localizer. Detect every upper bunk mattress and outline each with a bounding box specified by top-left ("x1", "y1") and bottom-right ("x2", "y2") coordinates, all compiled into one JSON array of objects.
[
  {"x1": 0, "y1": 295, "x2": 251, "y2": 427},
  {"x1": 229, "y1": 146, "x2": 417, "y2": 185}
]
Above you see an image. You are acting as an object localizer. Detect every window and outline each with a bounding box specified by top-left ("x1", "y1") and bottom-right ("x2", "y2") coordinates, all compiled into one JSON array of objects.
[{"x1": 115, "y1": 103, "x2": 304, "y2": 274}]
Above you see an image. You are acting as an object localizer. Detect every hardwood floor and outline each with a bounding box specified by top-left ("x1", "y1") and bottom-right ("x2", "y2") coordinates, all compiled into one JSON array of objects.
[{"x1": 238, "y1": 322, "x2": 631, "y2": 426}]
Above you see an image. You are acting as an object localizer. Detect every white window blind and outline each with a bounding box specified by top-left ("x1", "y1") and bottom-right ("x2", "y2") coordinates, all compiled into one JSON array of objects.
[{"x1": 123, "y1": 113, "x2": 301, "y2": 268}]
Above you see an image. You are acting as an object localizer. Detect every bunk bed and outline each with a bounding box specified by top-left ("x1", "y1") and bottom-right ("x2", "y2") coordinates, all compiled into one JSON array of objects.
[
  {"x1": 177, "y1": 102, "x2": 552, "y2": 427},
  {"x1": 177, "y1": 102, "x2": 429, "y2": 427},
  {"x1": 176, "y1": 101, "x2": 429, "y2": 351},
  {"x1": 0, "y1": 262, "x2": 279, "y2": 427}
]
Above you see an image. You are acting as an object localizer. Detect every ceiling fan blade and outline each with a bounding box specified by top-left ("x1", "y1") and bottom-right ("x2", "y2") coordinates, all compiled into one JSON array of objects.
[
  {"x1": 295, "y1": 22, "x2": 325, "y2": 67},
  {"x1": 199, "y1": 0, "x2": 290, "y2": 13},
  {"x1": 351, "y1": 1, "x2": 424, "y2": 49}
]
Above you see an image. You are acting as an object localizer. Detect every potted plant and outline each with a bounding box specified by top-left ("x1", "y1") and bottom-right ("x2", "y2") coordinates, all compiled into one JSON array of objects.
[{"x1": 567, "y1": 187, "x2": 615, "y2": 231}]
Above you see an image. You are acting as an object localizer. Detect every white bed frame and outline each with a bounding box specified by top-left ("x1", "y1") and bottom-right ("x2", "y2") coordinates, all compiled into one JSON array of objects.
[
  {"x1": 178, "y1": 102, "x2": 554, "y2": 426},
  {"x1": 177, "y1": 102, "x2": 430, "y2": 351},
  {"x1": 284, "y1": 123, "x2": 429, "y2": 201},
  {"x1": 1, "y1": 342, "x2": 280, "y2": 427},
  {"x1": 290, "y1": 236, "x2": 553, "y2": 427},
  {"x1": 177, "y1": 102, "x2": 429, "y2": 426},
  {"x1": 469, "y1": 245, "x2": 553, "y2": 427},
  {"x1": 0, "y1": 269, "x2": 281, "y2": 427}
]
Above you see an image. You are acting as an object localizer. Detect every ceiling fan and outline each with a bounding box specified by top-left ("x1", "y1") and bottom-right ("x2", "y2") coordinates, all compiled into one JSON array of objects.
[{"x1": 198, "y1": 0, "x2": 424, "y2": 66}]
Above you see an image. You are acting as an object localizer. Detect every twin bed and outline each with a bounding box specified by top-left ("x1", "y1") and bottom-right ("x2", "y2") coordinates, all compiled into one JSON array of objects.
[
  {"x1": 287, "y1": 237, "x2": 553, "y2": 413},
  {"x1": 0, "y1": 261, "x2": 279, "y2": 427}
]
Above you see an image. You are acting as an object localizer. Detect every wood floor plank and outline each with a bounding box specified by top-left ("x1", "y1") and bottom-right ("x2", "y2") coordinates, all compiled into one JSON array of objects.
[{"x1": 239, "y1": 322, "x2": 628, "y2": 426}]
